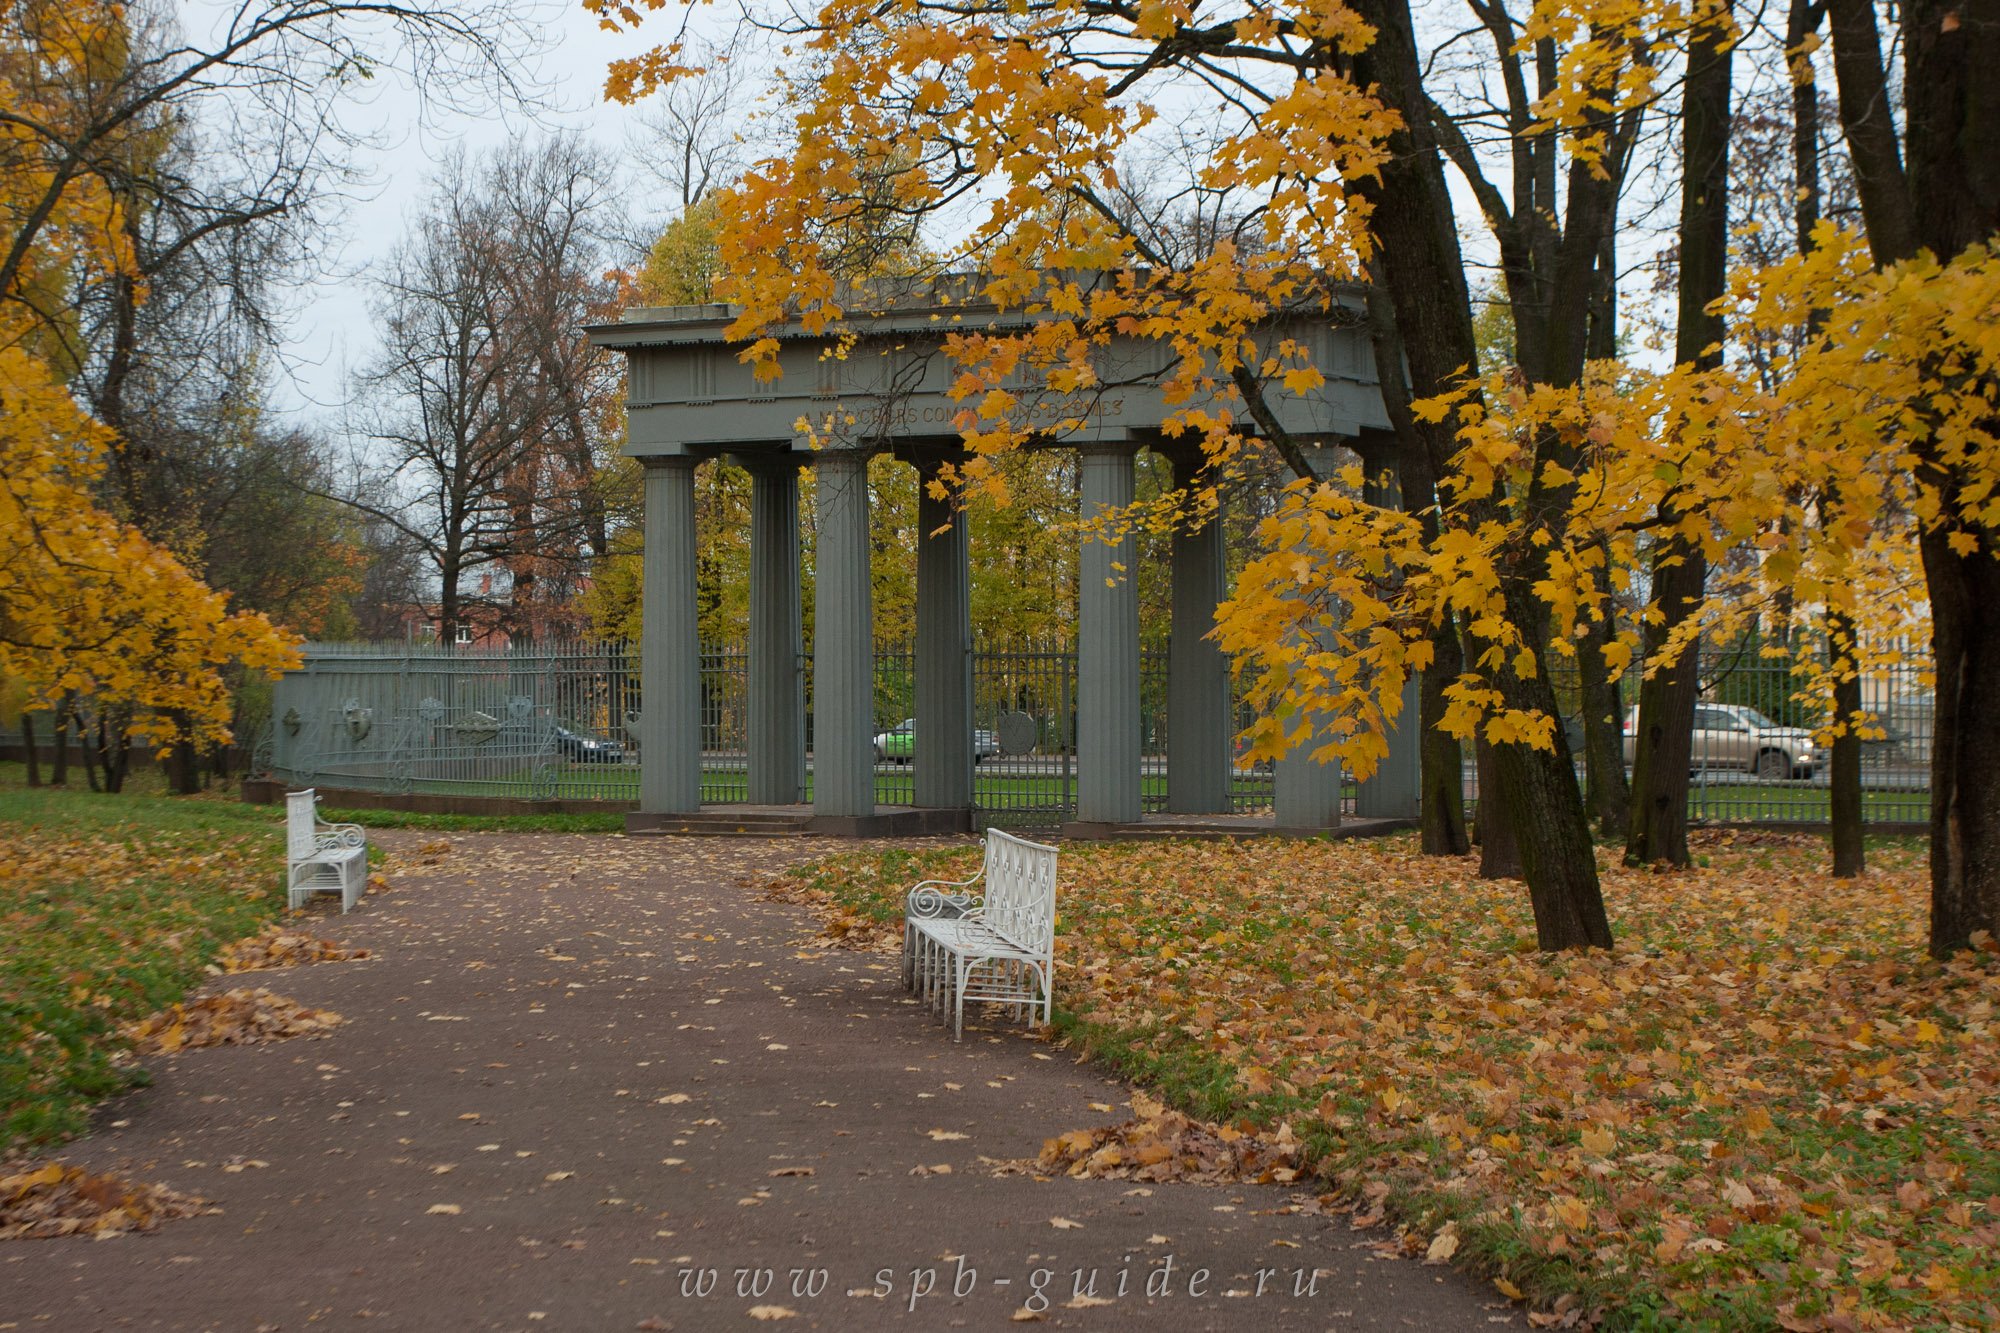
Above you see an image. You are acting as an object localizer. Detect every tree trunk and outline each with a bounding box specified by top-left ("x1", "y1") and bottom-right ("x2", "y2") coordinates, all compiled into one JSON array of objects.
[
  {"x1": 1578, "y1": 210, "x2": 1630, "y2": 840},
  {"x1": 1624, "y1": 1, "x2": 1733, "y2": 866},
  {"x1": 1420, "y1": 621, "x2": 1471, "y2": 855},
  {"x1": 77, "y1": 708, "x2": 101, "y2": 793},
  {"x1": 166, "y1": 709, "x2": 201, "y2": 796},
  {"x1": 1475, "y1": 738, "x2": 1523, "y2": 880},
  {"x1": 1361, "y1": 288, "x2": 1469, "y2": 856},
  {"x1": 1577, "y1": 606, "x2": 1629, "y2": 840},
  {"x1": 22, "y1": 714, "x2": 42, "y2": 787},
  {"x1": 51, "y1": 694, "x2": 71, "y2": 785},
  {"x1": 1491, "y1": 689, "x2": 1614, "y2": 949},
  {"x1": 1828, "y1": 611, "x2": 1865, "y2": 876},
  {"x1": 1350, "y1": 0, "x2": 1606, "y2": 938},
  {"x1": 1923, "y1": 527, "x2": 2000, "y2": 951},
  {"x1": 99, "y1": 715, "x2": 129, "y2": 794},
  {"x1": 1625, "y1": 554, "x2": 1704, "y2": 866}
]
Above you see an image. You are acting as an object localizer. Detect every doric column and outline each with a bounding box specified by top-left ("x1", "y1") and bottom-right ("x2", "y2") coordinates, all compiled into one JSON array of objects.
[
  {"x1": 639, "y1": 456, "x2": 702, "y2": 815},
  {"x1": 1077, "y1": 443, "x2": 1141, "y2": 825},
  {"x1": 1356, "y1": 449, "x2": 1420, "y2": 818},
  {"x1": 914, "y1": 458, "x2": 973, "y2": 810},
  {"x1": 1273, "y1": 729, "x2": 1344, "y2": 832},
  {"x1": 813, "y1": 448, "x2": 875, "y2": 819},
  {"x1": 1272, "y1": 444, "x2": 1343, "y2": 834},
  {"x1": 1166, "y1": 454, "x2": 1231, "y2": 814},
  {"x1": 746, "y1": 455, "x2": 805, "y2": 804}
]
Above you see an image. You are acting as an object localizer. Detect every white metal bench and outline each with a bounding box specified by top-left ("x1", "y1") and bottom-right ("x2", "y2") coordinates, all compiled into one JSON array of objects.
[
  {"x1": 903, "y1": 829, "x2": 1059, "y2": 1040},
  {"x1": 286, "y1": 789, "x2": 368, "y2": 913}
]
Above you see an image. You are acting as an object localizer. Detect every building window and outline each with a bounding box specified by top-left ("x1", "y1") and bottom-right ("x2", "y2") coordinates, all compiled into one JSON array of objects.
[{"x1": 454, "y1": 625, "x2": 473, "y2": 645}]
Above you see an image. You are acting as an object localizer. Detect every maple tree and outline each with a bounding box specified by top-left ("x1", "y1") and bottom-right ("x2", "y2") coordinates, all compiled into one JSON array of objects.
[{"x1": 593, "y1": 0, "x2": 1988, "y2": 954}]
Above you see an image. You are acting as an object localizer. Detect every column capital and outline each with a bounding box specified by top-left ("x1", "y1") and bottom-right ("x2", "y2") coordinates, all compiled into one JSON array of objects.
[
  {"x1": 732, "y1": 444, "x2": 808, "y2": 474},
  {"x1": 1074, "y1": 438, "x2": 1140, "y2": 460}
]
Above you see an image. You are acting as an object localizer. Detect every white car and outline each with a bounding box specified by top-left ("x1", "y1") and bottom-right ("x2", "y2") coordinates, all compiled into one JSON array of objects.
[{"x1": 1623, "y1": 703, "x2": 1826, "y2": 780}]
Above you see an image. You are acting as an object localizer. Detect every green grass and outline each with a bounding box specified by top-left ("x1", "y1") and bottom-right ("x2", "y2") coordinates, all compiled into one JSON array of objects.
[
  {"x1": 1687, "y1": 784, "x2": 1930, "y2": 824},
  {"x1": 318, "y1": 807, "x2": 628, "y2": 833},
  {"x1": 0, "y1": 767, "x2": 289, "y2": 1148}
]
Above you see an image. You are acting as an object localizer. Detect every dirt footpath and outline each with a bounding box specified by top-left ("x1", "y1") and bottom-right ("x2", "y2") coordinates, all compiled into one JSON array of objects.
[{"x1": 0, "y1": 832, "x2": 1513, "y2": 1331}]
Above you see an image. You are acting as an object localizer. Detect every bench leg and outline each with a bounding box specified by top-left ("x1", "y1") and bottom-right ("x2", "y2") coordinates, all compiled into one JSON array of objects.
[{"x1": 954, "y1": 955, "x2": 973, "y2": 1042}]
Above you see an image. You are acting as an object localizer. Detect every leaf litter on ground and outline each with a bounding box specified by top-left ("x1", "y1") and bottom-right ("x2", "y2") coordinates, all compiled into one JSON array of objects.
[
  {"x1": 0, "y1": 1160, "x2": 212, "y2": 1240},
  {"x1": 210, "y1": 923, "x2": 369, "y2": 973},
  {"x1": 124, "y1": 988, "x2": 343, "y2": 1054},
  {"x1": 769, "y1": 830, "x2": 2000, "y2": 1331}
]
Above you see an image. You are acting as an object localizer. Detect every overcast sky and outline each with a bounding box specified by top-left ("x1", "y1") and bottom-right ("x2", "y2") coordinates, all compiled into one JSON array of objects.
[
  {"x1": 249, "y1": 0, "x2": 1699, "y2": 436},
  {"x1": 258, "y1": 0, "x2": 685, "y2": 430}
]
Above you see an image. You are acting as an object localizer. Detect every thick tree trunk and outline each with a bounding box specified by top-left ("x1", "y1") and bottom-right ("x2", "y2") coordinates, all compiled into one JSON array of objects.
[
  {"x1": 1625, "y1": 554, "x2": 1704, "y2": 866},
  {"x1": 1625, "y1": 3, "x2": 1733, "y2": 866},
  {"x1": 166, "y1": 709, "x2": 201, "y2": 797},
  {"x1": 99, "y1": 715, "x2": 130, "y2": 794},
  {"x1": 1905, "y1": 0, "x2": 2000, "y2": 954},
  {"x1": 21, "y1": 714, "x2": 42, "y2": 787},
  {"x1": 1491, "y1": 686, "x2": 1614, "y2": 949},
  {"x1": 1923, "y1": 530, "x2": 2000, "y2": 952},
  {"x1": 1475, "y1": 738, "x2": 1523, "y2": 880},
  {"x1": 1350, "y1": 0, "x2": 1605, "y2": 938}
]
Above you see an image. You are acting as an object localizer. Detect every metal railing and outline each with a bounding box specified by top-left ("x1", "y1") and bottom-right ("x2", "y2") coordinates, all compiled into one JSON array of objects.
[
  {"x1": 1545, "y1": 634, "x2": 1933, "y2": 826},
  {"x1": 258, "y1": 634, "x2": 1932, "y2": 827}
]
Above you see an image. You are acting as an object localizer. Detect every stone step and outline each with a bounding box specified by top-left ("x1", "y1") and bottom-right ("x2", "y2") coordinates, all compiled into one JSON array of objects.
[{"x1": 627, "y1": 812, "x2": 815, "y2": 838}]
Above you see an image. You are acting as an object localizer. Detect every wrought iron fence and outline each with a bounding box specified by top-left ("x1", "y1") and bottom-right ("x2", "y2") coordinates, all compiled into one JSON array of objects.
[
  {"x1": 261, "y1": 640, "x2": 644, "y2": 802},
  {"x1": 969, "y1": 639, "x2": 1078, "y2": 826},
  {"x1": 260, "y1": 635, "x2": 1931, "y2": 827},
  {"x1": 1544, "y1": 636, "x2": 1933, "y2": 826}
]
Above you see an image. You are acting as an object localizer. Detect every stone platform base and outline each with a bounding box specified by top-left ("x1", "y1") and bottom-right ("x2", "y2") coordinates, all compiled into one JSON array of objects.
[{"x1": 625, "y1": 805, "x2": 974, "y2": 839}]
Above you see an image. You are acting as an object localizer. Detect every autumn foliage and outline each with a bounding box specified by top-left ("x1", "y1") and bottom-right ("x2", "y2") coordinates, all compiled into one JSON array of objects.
[{"x1": 0, "y1": 0, "x2": 299, "y2": 751}]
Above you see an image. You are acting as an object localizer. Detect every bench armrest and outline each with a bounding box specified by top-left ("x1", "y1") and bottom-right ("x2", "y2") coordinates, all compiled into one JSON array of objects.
[
  {"x1": 905, "y1": 877, "x2": 982, "y2": 920},
  {"x1": 315, "y1": 821, "x2": 366, "y2": 851}
]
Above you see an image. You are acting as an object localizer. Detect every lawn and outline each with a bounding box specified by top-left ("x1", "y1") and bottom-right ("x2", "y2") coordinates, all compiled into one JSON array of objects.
[
  {"x1": 0, "y1": 765, "x2": 288, "y2": 1148},
  {"x1": 774, "y1": 833, "x2": 2000, "y2": 1331}
]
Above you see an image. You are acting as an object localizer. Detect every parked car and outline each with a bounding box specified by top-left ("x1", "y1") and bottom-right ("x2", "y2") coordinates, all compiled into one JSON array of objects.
[
  {"x1": 871, "y1": 718, "x2": 999, "y2": 764},
  {"x1": 1621, "y1": 703, "x2": 1824, "y2": 779},
  {"x1": 552, "y1": 723, "x2": 626, "y2": 764}
]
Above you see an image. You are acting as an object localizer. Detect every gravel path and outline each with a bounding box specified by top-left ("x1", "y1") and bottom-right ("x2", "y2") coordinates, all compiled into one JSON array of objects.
[{"x1": 1, "y1": 831, "x2": 1513, "y2": 1331}]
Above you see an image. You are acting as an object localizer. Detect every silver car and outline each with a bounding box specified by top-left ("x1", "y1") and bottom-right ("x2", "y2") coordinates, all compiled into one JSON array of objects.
[{"x1": 1623, "y1": 703, "x2": 1825, "y2": 780}]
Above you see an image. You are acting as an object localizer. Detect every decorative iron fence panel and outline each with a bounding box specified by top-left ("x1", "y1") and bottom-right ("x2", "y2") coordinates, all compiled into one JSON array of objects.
[
  {"x1": 701, "y1": 645, "x2": 749, "y2": 804},
  {"x1": 266, "y1": 640, "x2": 645, "y2": 801},
  {"x1": 872, "y1": 643, "x2": 916, "y2": 808},
  {"x1": 970, "y1": 640, "x2": 1079, "y2": 827}
]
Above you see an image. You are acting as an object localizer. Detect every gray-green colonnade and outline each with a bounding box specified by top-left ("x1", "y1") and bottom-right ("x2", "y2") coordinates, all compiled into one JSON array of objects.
[{"x1": 588, "y1": 280, "x2": 1420, "y2": 836}]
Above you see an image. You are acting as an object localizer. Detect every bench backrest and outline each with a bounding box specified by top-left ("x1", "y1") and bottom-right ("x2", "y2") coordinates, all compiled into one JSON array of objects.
[
  {"x1": 286, "y1": 790, "x2": 319, "y2": 861},
  {"x1": 980, "y1": 828, "x2": 1059, "y2": 957}
]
